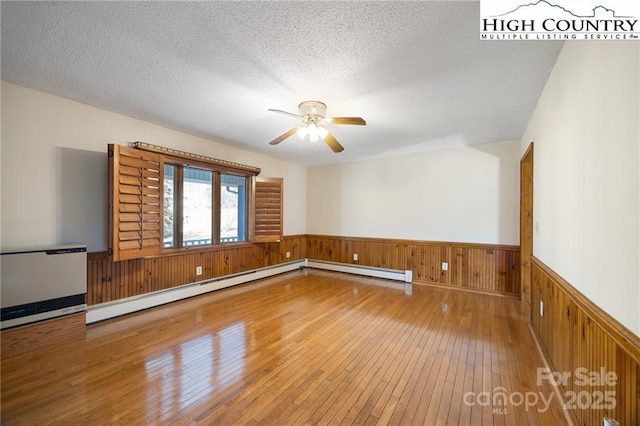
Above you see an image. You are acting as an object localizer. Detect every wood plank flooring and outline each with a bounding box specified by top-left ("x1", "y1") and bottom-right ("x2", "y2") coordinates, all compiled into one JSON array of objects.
[{"x1": 1, "y1": 270, "x2": 567, "y2": 425}]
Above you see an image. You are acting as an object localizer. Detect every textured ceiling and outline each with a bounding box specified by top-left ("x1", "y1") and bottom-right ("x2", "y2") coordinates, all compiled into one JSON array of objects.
[{"x1": 1, "y1": 1, "x2": 563, "y2": 166}]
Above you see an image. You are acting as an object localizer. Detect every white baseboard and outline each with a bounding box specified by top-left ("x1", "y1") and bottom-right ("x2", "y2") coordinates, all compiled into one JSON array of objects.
[
  {"x1": 306, "y1": 259, "x2": 413, "y2": 283},
  {"x1": 87, "y1": 258, "x2": 413, "y2": 324},
  {"x1": 86, "y1": 260, "x2": 305, "y2": 324}
]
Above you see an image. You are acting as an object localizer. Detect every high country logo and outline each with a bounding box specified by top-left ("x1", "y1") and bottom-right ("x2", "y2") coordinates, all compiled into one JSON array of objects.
[{"x1": 480, "y1": 0, "x2": 640, "y2": 40}]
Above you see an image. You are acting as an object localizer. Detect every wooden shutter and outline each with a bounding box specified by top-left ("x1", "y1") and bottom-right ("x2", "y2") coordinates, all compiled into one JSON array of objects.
[
  {"x1": 108, "y1": 144, "x2": 164, "y2": 261},
  {"x1": 251, "y1": 176, "x2": 283, "y2": 243}
]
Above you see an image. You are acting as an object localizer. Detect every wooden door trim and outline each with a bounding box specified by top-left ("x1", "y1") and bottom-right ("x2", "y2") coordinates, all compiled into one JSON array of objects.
[{"x1": 520, "y1": 142, "x2": 534, "y2": 305}]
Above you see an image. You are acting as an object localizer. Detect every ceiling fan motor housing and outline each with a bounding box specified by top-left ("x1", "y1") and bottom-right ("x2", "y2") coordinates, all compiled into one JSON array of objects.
[{"x1": 298, "y1": 101, "x2": 327, "y2": 119}]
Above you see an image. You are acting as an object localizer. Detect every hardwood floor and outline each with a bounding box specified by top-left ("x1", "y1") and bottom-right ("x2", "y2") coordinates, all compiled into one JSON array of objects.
[{"x1": 1, "y1": 270, "x2": 567, "y2": 425}]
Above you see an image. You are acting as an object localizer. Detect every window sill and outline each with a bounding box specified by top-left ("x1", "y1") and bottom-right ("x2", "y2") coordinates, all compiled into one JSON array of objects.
[{"x1": 155, "y1": 242, "x2": 258, "y2": 258}]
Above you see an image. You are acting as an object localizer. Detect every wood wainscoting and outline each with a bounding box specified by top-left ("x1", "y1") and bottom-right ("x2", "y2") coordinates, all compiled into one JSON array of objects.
[
  {"x1": 87, "y1": 235, "x2": 305, "y2": 305},
  {"x1": 306, "y1": 235, "x2": 520, "y2": 296},
  {"x1": 530, "y1": 257, "x2": 640, "y2": 426},
  {"x1": 89, "y1": 234, "x2": 518, "y2": 305}
]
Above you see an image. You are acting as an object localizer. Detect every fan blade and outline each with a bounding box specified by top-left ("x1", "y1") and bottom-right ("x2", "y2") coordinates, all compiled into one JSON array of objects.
[
  {"x1": 268, "y1": 109, "x2": 303, "y2": 119},
  {"x1": 269, "y1": 128, "x2": 298, "y2": 145},
  {"x1": 327, "y1": 117, "x2": 366, "y2": 126},
  {"x1": 323, "y1": 131, "x2": 345, "y2": 153}
]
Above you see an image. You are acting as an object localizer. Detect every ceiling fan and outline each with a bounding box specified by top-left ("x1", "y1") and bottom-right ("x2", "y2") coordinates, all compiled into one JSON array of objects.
[{"x1": 267, "y1": 101, "x2": 366, "y2": 153}]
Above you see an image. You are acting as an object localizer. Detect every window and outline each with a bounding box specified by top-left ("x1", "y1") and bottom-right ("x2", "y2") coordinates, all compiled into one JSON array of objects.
[
  {"x1": 164, "y1": 165, "x2": 215, "y2": 248},
  {"x1": 220, "y1": 174, "x2": 248, "y2": 243},
  {"x1": 108, "y1": 143, "x2": 281, "y2": 261},
  {"x1": 164, "y1": 164, "x2": 176, "y2": 247},
  {"x1": 182, "y1": 167, "x2": 213, "y2": 247}
]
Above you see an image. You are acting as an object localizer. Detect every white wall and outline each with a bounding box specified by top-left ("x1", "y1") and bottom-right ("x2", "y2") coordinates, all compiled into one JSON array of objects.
[
  {"x1": 522, "y1": 42, "x2": 639, "y2": 336},
  {"x1": 307, "y1": 139, "x2": 521, "y2": 245},
  {"x1": 1, "y1": 82, "x2": 307, "y2": 252}
]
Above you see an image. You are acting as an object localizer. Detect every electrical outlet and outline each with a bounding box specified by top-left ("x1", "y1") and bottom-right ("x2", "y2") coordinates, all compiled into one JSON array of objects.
[
  {"x1": 353, "y1": 253, "x2": 358, "y2": 261},
  {"x1": 196, "y1": 266, "x2": 202, "y2": 276},
  {"x1": 540, "y1": 301, "x2": 544, "y2": 317},
  {"x1": 441, "y1": 262, "x2": 448, "y2": 271},
  {"x1": 286, "y1": 251, "x2": 291, "y2": 259}
]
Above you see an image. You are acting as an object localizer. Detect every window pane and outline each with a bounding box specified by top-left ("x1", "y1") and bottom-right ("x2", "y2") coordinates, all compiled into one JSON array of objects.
[
  {"x1": 163, "y1": 164, "x2": 176, "y2": 248},
  {"x1": 220, "y1": 174, "x2": 247, "y2": 243},
  {"x1": 183, "y1": 168, "x2": 213, "y2": 246}
]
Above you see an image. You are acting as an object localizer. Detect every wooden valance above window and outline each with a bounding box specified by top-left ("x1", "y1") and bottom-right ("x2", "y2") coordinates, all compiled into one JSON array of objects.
[{"x1": 133, "y1": 141, "x2": 261, "y2": 176}]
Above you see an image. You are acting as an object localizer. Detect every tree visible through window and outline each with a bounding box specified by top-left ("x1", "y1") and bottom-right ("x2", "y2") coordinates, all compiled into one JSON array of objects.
[
  {"x1": 163, "y1": 164, "x2": 215, "y2": 248},
  {"x1": 163, "y1": 165, "x2": 245, "y2": 248},
  {"x1": 183, "y1": 168, "x2": 213, "y2": 246},
  {"x1": 164, "y1": 164, "x2": 176, "y2": 247}
]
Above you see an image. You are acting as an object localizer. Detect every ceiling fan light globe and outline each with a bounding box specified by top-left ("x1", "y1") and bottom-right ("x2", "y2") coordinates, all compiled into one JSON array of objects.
[
  {"x1": 318, "y1": 126, "x2": 328, "y2": 139},
  {"x1": 296, "y1": 127, "x2": 308, "y2": 139},
  {"x1": 308, "y1": 123, "x2": 319, "y2": 141}
]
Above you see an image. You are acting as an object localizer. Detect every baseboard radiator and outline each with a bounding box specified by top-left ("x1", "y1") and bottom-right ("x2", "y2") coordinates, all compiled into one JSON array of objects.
[
  {"x1": 87, "y1": 260, "x2": 306, "y2": 324},
  {"x1": 87, "y1": 259, "x2": 412, "y2": 324},
  {"x1": 306, "y1": 259, "x2": 413, "y2": 283},
  {"x1": 1, "y1": 245, "x2": 87, "y2": 330}
]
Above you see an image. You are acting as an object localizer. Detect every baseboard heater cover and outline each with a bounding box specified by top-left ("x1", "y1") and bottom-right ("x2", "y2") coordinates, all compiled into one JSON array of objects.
[
  {"x1": 86, "y1": 260, "x2": 306, "y2": 324},
  {"x1": 1, "y1": 294, "x2": 87, "y2": 330},
  {"x1": 306, "y1": 259, "x2": 413, "y2": 283},
  {"x1": 1, "y1": 245, "x2": 87, "y2": 330}
]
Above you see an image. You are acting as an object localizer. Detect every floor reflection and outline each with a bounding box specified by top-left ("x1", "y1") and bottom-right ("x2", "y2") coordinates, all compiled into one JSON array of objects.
[{"x1": 144, "y1": 322, "x2": 246, "y2": 419}]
